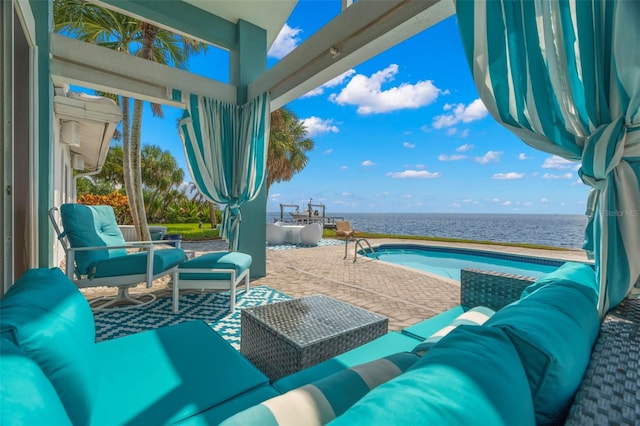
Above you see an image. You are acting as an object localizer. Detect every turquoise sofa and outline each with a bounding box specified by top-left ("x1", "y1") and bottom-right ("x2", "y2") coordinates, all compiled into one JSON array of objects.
[{"x1": 1, "y1": 263, "x2": 601, "y2": 425}]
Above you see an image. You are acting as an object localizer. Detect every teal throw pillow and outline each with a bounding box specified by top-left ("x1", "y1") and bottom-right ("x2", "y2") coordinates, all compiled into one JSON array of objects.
[{"x1": 329, "y1": 326, "x2": 535, "y2": 426}]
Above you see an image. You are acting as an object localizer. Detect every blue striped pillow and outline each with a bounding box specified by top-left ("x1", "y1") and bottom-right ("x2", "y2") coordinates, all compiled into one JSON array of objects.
[
  {"x1": 220, "y1": 352, "x2": 419, "y2": 425},
  {"x1": 412, "y1": 306, "x2": 495, "y2": 355}
]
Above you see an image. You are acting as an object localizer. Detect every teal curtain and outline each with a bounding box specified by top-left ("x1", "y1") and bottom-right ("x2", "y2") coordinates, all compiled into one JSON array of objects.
[
  {"x1": 456, "y1": 0, "x2": 640, "y2": 314},
  {"x1": 177, "y1": 92, "x2": 270, "y2": 251}
]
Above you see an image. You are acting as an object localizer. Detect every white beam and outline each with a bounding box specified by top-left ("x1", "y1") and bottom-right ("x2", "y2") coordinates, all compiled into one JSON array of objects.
[
  {"x1": 250, "y1": 0, "x2": 455, "y2": 110},
  {"x1": 50, "y1": 33, "x2": 237, "y2": 106}
]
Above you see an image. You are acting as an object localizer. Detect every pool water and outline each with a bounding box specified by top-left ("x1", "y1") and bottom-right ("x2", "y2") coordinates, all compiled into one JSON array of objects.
[{"x1": 366, "y1": 244, "x2": 564, "y2": 281}]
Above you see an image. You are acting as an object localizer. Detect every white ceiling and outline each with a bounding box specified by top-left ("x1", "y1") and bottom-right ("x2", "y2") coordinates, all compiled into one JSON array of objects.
[{"x1": 183, "y1": 0, "x2": 298, "y2": 47}]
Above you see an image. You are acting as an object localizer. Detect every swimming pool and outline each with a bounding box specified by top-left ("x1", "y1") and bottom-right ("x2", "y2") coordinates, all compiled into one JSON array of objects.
[{"x1": 364, "y1": 244, "x2": 565, "y2": 281}]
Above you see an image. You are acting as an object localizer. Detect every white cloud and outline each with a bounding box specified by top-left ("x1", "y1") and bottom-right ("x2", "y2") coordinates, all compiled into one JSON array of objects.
[
  {"x1": 459, "y1": 129, "x2": 470, "y2": 138},
  {"x1": 571, "y1": 179, "x2": 586, "y2": 186},
  {"x1": 492, "y1": 198, "x2": 500, "y2": 202},
  {"x1": 540, "y1": 198, "x2": 548, "y2": 203},
  {"x1": 518, "y1": 153, "x2": 532, "y2": 160},
  {"x1": 542, "y1": 172, "x2": 573, "y2": 180},
  {"x1": 492, "y1": 172, "x2": 525, "y2": 180},
  {"x1": 503, "y1": 201, "x2": 512, "y2": 206},
  {"x1": 300, "y1": 116, "x2": 339, "y2": 137},
  {"x1": 403, "y1": 142, "x2": 416, "y2": 149},
  {"x1": 438, "y1": 154, "x2": 467, "y2": 161},
  {"x1": 432, "y1": 98, "x2": 489, "y2": 129},
  {"x1": 341, "y1": 192, "x2": 351, "y2": 197},
  {"x1": 341, "y1": 165, "x2": 348, "y2": 170},
  {"x1": 457, "y1": 144, "x2": 474, "y2": 152},
  {"x1": 269, "y1": 193, "x2": 280, "y2": 200},
  {"x1": 446, "y1": 128, "x2": 457, "y2": 136},
  {"x1": 542, "y1": 155, "x2": 579, "y2": 170},
  {"x1": 323, "y1": 149, "x2": 333, "y2": 155},
  {"x1": 268, "y1": 24, "x2": 302, "y2": 59},
  {"x1": 475, "y1": 150, "x2": 503, "y2": 164},
  {"x1": 302, "y1": 69, "x2": 356, "y2": 97},
  {"x1": 361, "y1": 160, "x2": 376, "y2": 167},
  {"x1": 415, "y1": 164, "x2": 425, "y2": 169},
  {"x1": 329, "y1": 64, "x2": 442, "y2": 114},
  {"x1": 386, "y1": 169, "x2": 442, "y2": 179}
]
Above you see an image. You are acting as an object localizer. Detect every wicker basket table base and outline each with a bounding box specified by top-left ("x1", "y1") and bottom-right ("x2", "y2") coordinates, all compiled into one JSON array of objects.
[{"x1": 241, "y1": 295, "x2": 388, "y2": 382}]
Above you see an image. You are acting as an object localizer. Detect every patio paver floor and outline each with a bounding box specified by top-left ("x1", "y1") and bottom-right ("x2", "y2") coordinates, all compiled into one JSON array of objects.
[{"x1": 80, "y1": 238, "x2": 589, "y2": 332}]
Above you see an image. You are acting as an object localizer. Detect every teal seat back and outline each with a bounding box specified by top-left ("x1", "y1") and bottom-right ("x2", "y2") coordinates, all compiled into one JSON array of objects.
[
  {"x1": 60, "y1": 204, "x2": 127, "y2": 275},
  {"x1": 0, "y1": 268, "x2": 97, "y2": 425}
]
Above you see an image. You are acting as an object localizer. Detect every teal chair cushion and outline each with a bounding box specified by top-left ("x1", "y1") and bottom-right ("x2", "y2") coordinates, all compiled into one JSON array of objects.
[
  {"x1": 486, "y1": 268, "x2": 599, "y2": 425},
  {"x1": 222, "y1": 352, "x2": 419, "y2": 426},
  {"x1": 0, "y1": 338, "x2": 72, "y2": 426},
  {"x1": 0, "y1": 268, "x2": 96, "y2": 425},
  {"x1": 179, "y1": 252, "x2": 252, "y2": 281},
  {"x1": 274, "y1": 331, "x2": 422, "y2": 393},
  {"x1": 330, "y1": 326, "x2": 535, "y2": 426},
  {"x1": 90, "y1": 247, "x2": 186, "y2": 279},
  {"x1": 91, "y1": 320, "x2": 270, "y2": 425},
  {"x1": 60, "y1": 204, "x2": 127, "y2": 275}
]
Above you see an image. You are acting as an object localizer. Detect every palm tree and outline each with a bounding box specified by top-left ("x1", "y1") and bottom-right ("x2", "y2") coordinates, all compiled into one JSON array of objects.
[
  {"x1": 54, "y1": 0, "x2": 206, "y2": 240},
  {"x1": 267, "y1": 107, "x2": 315, "y2": 192}
]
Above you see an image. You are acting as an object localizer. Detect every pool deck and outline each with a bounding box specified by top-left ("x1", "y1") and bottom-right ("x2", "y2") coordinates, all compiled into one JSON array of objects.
[{"x1": 82, "y1": 238, "x2": 589, "y2": 332}]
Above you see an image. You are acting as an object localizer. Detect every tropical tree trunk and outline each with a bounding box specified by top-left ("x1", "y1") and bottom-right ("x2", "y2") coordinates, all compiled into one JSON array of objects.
[
  {"x1": 209, "y1": 202, "x2": 217, "y2": 228},
  {"x1": 131, "y1": 98, "x2": 151, "y2": 241},
  {"x1": 121, "y1": 97, "x2": 139, "y2": 229},
  {"x1": 127, "y1": 22, "x2": 160, "y2": 241}
]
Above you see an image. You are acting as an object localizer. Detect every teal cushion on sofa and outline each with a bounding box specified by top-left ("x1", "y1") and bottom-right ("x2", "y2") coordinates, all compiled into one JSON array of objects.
[
  {"x1": 412, "y1": 306, "x2": 495, "y2": 355},
  {"x1": 520, "y1": 262, "x2": 597, "y2": 302},
  {"x1": 0, "y1": 268, "x2": 96, "y2": 425},
  {"x1": 92, "y1": 320, "x2": 270, "y2": 426},
  {"x1": 329, "y1": 326, "x2": 535, "y2": 426},
  {"x1": 222, "y1": 352, "x2": 419, "y2": 426},
  {"x1": 60, "y1": 204, "x2": 127, "y2": 275},
  {"x1": 487, "y1": 272, "x2": 599, "y2": 425},
  {"x1": 90, "y1": 247, "x2": 186, "y2": 279},
  {"x1": 0, "y1": 338, "x2": 71, "y2": 426},
  {"x1": 274, "y1": 332, "x2": 422, "y2": 393},
  {"x1": 179, "y1": 252, "x2": 252, "y2": 281}
]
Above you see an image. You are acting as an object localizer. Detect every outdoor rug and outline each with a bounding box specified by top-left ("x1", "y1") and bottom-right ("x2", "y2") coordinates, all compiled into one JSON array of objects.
[
  {"x1": 94, "y1": 286, "x2": 292, "y2": 350},
  {"x1": 267, "y1": 238, "x2": 344, "y2": 251}
]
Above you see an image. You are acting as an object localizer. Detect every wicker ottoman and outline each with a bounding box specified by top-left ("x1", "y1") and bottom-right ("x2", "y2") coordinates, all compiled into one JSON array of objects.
[{"x1": 241, "y1": 295, "x2": 388, "y2": 381}]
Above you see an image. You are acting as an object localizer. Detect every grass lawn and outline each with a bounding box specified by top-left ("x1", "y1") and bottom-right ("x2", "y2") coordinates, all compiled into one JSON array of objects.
[
  {"x1": 157, "y1": 222, "x2": 566, "y2": 251},
  {"x1": 154, "y1": 223, "x2": 220, "y2": 241}
]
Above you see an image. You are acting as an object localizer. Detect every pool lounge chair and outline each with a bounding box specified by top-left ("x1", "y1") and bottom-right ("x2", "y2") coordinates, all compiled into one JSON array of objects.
[{"x1": 335, "y1": 220, "x2": 356, "y2": 241}]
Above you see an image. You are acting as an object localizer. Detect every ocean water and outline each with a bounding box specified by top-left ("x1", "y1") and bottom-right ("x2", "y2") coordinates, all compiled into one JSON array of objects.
[{"x1": 267, "y1": 212, "x2": 588, "y2": 249}]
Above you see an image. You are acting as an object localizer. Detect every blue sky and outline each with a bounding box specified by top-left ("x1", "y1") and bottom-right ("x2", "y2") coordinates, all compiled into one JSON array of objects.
[{"x1": 136, "y1": 3, "x2": 591, "y2": 215}]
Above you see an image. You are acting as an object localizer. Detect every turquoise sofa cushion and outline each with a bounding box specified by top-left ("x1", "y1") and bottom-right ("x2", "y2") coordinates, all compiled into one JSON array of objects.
[
  {"x1": 176, "y1": 386, "x2": 280, "y2": 426},
  {"x1": 0, "y1": 268, "x2": 96, "y2": 425},
  {"x1": 90, "y1": 247, "x2": 186, "y2": 279},
  {"x1": 60, "y1": 204, "x2": 127, "y2": 275},
  {"x1": 412, "y1": 306, "x2": 494, "y2": 355},
  {"x1": 274, "y1": 331, "x2": 422, "y2": 393},
  {"x1": 486, "y1": 268, "x2": 599, "y2": 425},
  {"x1": 401, "y1": 305, "x2": 465, "y2": 340},
  {"x1": 91, "y1": 320, "x2": 270, "y2": 426},
  {"x1": 0, "y1": 338, "x2": 71, "y2": 426},
  {"x1": 222, "y1": 352, "x2": 419, "y2": 426},
  {"x1": 329, "y1": 326, "x2": 535, "y2": 426},
  {"x1": 179, "y1": 251, "x2": 252, "y2": 281},
  {"x1": 521, "y1": 262, "x2": 597, "y2": 303}
]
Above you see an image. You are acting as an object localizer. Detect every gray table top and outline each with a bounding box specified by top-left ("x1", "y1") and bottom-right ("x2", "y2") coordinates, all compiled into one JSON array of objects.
[{"x1": 242, "y1": 295, "x2": 387, "y2": 347}]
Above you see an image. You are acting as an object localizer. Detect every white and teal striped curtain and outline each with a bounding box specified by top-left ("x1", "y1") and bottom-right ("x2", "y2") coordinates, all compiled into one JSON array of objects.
[
  {"x1": 176, "y1": 92, "x2": 270, "y2": 251},
  {"x1": 455, "y1": 0, "x2": 640, "y2": 314}
]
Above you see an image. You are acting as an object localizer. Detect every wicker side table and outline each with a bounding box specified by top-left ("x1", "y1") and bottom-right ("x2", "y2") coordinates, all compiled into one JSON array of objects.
[{"x1": 241, "y1": 295, "x2": 388, "y2": 382}]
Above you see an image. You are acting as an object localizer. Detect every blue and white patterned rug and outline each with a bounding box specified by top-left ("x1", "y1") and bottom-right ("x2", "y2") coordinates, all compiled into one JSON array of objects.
[
  {"x1": 267, "y1": 238, "x2": 344, "y2": 251},
  {"x1": 94, "y1": 286, "x2": 292, "y2": 350}
]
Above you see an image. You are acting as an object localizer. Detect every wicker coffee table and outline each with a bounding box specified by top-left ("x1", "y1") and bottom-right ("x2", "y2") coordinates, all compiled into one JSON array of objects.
[{"x1": 240, "y1": 295, "x2": 388, "y2": 381}]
